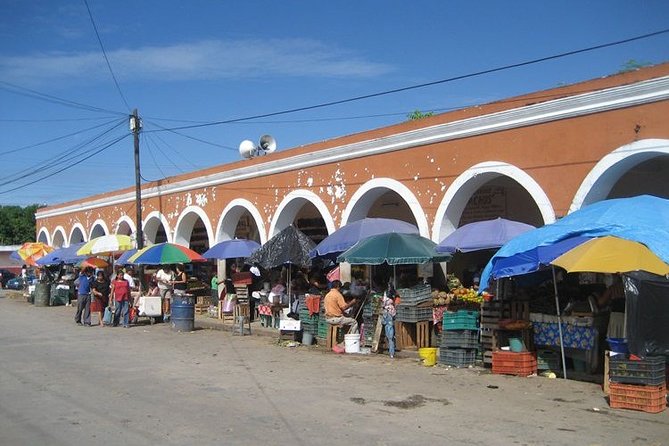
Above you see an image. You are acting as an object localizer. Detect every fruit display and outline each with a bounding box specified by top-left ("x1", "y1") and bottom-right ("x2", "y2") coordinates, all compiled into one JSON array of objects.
[{"x1": 432, "y1": 286, "x2": 483, "y2": 306}]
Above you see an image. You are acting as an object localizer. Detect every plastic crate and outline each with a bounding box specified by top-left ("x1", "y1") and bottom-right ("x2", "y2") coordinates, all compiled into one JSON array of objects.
[
  {"x1": 441, "y1": 330, "x2": 480, "y2": 349},
  {"x1": 609, "y1": 383, "x2": 666, "y2": 413},
  {"x1": 396, "y1": 285, "x2": 432, "y2": 305},
  {"x1": 537, "y1": 349, "x2": 560, "y2": 371},
  {"x1": 442, "y1": 311, "x2": 479, "y2": 331},
  {"x1": 439, "y1": 348, "x2": 477, "y2": 368},
  {"x1": 396, "y1": 305, "x2": 433, "y2": 322},
  {"x1": 609, "y1": 356, "x2": 666, "y2": 386},
  {"x1": 492, "y1": 351, "x2": 537, "y2": 377}
]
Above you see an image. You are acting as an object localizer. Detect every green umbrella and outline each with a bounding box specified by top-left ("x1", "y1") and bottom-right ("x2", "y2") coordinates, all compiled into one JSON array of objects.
[{"x1": 337, "y1": 232, "x2": 450, "y2": 265}]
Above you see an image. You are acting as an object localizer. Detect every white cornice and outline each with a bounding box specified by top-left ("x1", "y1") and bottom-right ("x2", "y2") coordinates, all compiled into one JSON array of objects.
[{"x1": 37, "y1": 75, "x2": 669, "y2": 219}]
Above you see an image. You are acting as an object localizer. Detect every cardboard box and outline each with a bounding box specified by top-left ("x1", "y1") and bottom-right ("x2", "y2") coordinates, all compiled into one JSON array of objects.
[{"x1": 279, "y1": 319, "x2": 301, "y2": 331}]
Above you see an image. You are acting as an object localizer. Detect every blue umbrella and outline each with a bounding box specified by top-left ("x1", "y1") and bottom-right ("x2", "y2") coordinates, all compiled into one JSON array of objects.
[
  {"x1": 488, "y1": 236, "x2": 591, "y2": 279},
  {"x1": 309, "y1": 217, "x2": 418, "y2": 260},
  {"x1": 115, "y1": 248, "x2": 139, "y2": 265},
  {"x1": 36, "y1": 242, "x2": 87, "y2": 266},
  {"x1": 202, "y1": 239, "x2": 260, "y2": 260},
  {"x1": 436, "y1": 217, "x2": 535, "y2": 253},
  {"x1": 480, "y1": 195, "x2": 669, "y2": 291}
]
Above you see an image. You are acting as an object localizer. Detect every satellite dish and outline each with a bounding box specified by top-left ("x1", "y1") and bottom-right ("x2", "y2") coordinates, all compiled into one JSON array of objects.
[
  {"x1": 259, "y1": 134, "x2": 277, "y2": 154},
  {"x1": 239, "y1": 140, "x2": 255, "y2": 159}
]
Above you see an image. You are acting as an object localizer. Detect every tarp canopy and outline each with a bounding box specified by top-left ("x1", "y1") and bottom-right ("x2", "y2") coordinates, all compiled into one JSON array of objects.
[
  {"x1": 310, "y1": 217, "x2": 418, "y2": 260},
  {"x1": 436, "y1": 217, "x2": 535, "y2": 254},
  {"x1": 246, "y1": 225, "x2": 315, "y2": 269},
  {"x1": 480, "y1": 195, "x2": 669, "y2": 291}
]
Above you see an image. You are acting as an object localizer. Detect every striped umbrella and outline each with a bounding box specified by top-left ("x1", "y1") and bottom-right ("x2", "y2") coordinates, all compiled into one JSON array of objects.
[
  {"x1": 15, "y1": 242, "x2": 54, "y2": 266},
  {"x1": 128, "y1": 243, "x2": 206, "y2": 265},
  {"x1": 77, "y1": 235, "x2": 134, "y2": 256}
]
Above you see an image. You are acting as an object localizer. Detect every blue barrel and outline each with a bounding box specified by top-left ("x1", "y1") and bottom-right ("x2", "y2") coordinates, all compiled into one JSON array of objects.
[
  {"x1": 171, "y1": 294, "x2": 195, "y2": 332},
  {"x1": 34, "y1": 282, "x2": 50, "y2": 307}
]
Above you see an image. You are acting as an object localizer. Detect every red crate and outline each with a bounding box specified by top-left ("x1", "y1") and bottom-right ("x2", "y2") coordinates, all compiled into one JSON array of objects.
[
  {"x1": 609, "y1": 383, "x2": 667, "y2": 414},
  {"x1": 492, "y1": 351, "x2": 537, "y2": 377}
]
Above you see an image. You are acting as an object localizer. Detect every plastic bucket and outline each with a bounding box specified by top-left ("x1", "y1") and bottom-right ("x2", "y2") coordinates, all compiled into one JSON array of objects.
[
  {"x1": 344, "y1": 333, "x2": 360, "y2": 353},
  {"x1": 419, "y1": 347, "x2": 438, "y2": 366},
  {"x1": 607, "y1": 338, "x2": 628, "y2": 355},
  {"x1": 302, "y1": 331, "x2": 314, "y2": 345},
  {"x1": 33, "y1": 283, "x2": 50, "y2": 307},
  {"x1": 171, "y1": 294, "x2": 195, "y2": 332},
  {"x1": 509, "y1": 337, "x2": 525, "y2": 353}
]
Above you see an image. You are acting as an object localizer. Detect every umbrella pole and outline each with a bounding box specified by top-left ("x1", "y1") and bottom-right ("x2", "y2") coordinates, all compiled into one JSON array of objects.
[
  {"x1": 552, "y1": 266, "x2": 568, "y2": 380},
  {"x1": 393, "y1": 265, "x2": 396, "y2": 288}
]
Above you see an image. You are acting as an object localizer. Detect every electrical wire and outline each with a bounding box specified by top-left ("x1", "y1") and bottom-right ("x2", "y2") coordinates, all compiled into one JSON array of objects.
[
  {"x1": 149, "y1": 132, "x2": 199, "y2": 169},
  {"x1": 144, "y1": 120, "x2": 237, "y2": 151},
  {"x1": 0, "y1": 81, "x2": 126, "y2": 116},
  {"x1": 145, "y1": 28, "x2": 669, "y2": 133},
  {"x1": 0, "y1": 133, "x2": 130, "y2": 195},
  {"x1": 83, "y1": 0, "x2": 131, "y2": 111},
  {"x1": 144, "y1": 134, "x2": 175, "y2": 177},
  {"x1": 0, "y1": 116, "x2": 120, "y2": 123},
  {"x1": 0, "y1": 119, "x2": 127, "y2": 187},
  {"x1": 0, "y1": 117, "x2": 125, "y2": 156}
]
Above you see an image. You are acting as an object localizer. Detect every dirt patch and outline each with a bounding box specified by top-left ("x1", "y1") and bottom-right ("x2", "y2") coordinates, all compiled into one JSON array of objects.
[
  {"x1": 350, "y1": 397, "x2": 366, "y2": 405},
  {"x1": 382, "y1": 394, "x2": 450, "y2": 410}
]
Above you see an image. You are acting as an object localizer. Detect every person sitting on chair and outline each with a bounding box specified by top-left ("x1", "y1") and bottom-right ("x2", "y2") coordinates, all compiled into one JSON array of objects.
[{"x1": 324, "y1": 280, "x2": 358, "y2": 334}]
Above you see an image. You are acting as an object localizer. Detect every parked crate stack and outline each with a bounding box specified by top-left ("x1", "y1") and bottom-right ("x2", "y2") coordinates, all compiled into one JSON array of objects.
[
  {"x1": 298, "y1": 308, "x2": 319, "y2": 335},
  {"x1": 608, "y1": 355, "x2": 666, "y2": 413},
  {"x1": 492, "y1": 351, "x2": 538, "y2": 377},
  {"x1": 440, "y1": 310, "x2": 479, "y2": 367},
  {"x1": 480, "y1": 301, "x2": 510, "y2": 367}
]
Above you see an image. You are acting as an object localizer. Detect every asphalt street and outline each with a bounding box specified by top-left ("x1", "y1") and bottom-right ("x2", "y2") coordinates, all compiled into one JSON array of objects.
[{"x1": 0, "y1": 293, "x2": 666, "y2": 446}]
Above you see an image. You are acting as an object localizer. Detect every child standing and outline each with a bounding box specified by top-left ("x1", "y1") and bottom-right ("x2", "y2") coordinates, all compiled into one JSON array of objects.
[{"x1": 382, "y1": 284, "x2": 398, "y2": 358}]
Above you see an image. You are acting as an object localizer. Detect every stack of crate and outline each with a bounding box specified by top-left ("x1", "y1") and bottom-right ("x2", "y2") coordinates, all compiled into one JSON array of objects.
[
  {"x1": 480, "y1": 301, "x2": 510, "y2": 367},
  {"x1": 440, "y1": 310, "x2": 479, "y2": 367},
  {"x1": 608, "y1": 355, "x2": 666, "y2": 413},
  {"x1": 395, "y1": 285, "x2": 433, "y2": 349},
  {"x1": 298, "y1": 308, "x2": 319, "y2": 336},
  {"x1": 492, "y1": 351, "x2": 538, "y2": 377},
  {"x1": 195, "y1": 296, "x2": 211, "y2": 315}
]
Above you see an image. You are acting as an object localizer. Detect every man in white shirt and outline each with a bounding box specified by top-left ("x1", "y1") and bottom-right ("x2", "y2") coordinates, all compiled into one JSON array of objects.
[{"x1": 155, "y1": 265, "x2": 174, "y2": 322}]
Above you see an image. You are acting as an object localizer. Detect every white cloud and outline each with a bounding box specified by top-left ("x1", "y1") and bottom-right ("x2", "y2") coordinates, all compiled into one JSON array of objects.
[{"x1": 0, "y1": 38, "x2": 393, "y2": 85}]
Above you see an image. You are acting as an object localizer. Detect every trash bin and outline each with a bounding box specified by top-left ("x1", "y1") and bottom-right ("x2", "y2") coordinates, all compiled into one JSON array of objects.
[
  {"x1": 171, "y1": 294, "x2": 195, "y2": 332},
  {"x1": 34, "y1": 282, "x2": 50, "y2": 307}
]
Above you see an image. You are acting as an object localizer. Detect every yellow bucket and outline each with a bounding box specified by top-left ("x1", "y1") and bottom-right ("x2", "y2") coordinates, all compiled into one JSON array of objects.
[{"x1": 418, "y1": 347, "x2": 438, "y2": 367}]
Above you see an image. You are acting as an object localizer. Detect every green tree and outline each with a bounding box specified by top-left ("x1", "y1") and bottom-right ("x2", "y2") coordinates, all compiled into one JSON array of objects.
[
  {"x1": 619, "y1": 59, "x2": 652, "y2": 73},
  {"x1": 407, "y1": 109, "x2": 434, "y2": 121},
  {"x1": 0, "y1": 204, "x2": 41, "y2": 244}
]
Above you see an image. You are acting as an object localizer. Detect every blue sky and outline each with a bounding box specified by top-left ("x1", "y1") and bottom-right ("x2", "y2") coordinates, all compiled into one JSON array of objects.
[{"x1": 1, "y1": 0, "x2": 668, "y2": 207}]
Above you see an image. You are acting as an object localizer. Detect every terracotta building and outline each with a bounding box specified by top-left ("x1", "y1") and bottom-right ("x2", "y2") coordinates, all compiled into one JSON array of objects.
[{"x1": 35, "y1": 64, "x2": 669, "y2": 270}]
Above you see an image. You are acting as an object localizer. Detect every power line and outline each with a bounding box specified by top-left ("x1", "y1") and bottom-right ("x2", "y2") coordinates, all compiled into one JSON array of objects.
[
  {"x1": 144, "y1": 120, "x2": 237, "y2": 151},
  {"x1": 0, "y1": 120, "x2": 127, "y2": 187},
  {"x1": 149, "y1": 132, "x2": 199, "y2": 169},
  {"x1": 0, "y1": 117, "x2": 125, "y2": 156},
  {"x1": 146, "y1": 28, "x2": 669, "y2": 133},
  {"x1": 0, "y1": 81, "x2": 127, "y2": 116},
  {"x1": 0, "y1": 116, "x2": 119, "y2": 123},
  {"x1": 83, "y1": 0, "x2": 131, "y2": 111},
  {"x1": 0, "y1": 133, "x2": 129, "y2": 195}
]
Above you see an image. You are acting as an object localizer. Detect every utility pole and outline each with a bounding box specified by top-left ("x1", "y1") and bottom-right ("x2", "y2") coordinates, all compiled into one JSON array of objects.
[{"x1": 130, "y1": 109, "x2": 144, "y2": 250}]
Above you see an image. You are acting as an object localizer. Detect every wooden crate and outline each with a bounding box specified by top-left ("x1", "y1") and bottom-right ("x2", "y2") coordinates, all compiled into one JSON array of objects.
[
  {"x1": 395, "y1": 321, "x2": 433, "y2": 350},
  {"x1": 194, "y1": 303, "x2": 209, "y2": 315}
]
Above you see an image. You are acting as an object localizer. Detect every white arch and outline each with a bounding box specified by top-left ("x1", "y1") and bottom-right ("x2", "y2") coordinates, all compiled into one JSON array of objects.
[
  {"x1": 269, "y1": 190, "x2": 336, "y2": 239},
  {"x1": 69, "y1": 222, "x2": 87, "y2": 245},
  {"x1": 142, "y1": 211, "x2": 172, "y2": 244},
  {"x1": 88, "y1": 219, "x2": 109, "y2": 240},
  {"x1": 570, "y1": 138, "x2": 669, "y2": 212},
  {"x1": 173, "y1": 205, "x2": 214, "y2": 248},
  {"x1": 52, "y1": 226, "x2": 67, "y2": 248},
  {"x1": 432, "y1": 161, "x2": 555, "y2": 242},
  {"x1": 37, "y1": 227, "x2": 51, "y2": 246},
  {"x1": 340, "y1": 178, "x2": 430, "y2": 237},
  {"x1": 216, "y1": 198, "x2": 267, "y2": 244},
  {"x1": 114, "y1": 215, "x2": 136, "y2": 235}
]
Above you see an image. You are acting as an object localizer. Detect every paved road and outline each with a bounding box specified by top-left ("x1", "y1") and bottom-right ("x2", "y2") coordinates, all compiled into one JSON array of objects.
[{"x1": 0, "y1": 294, "x2": 666, "y2": 445}]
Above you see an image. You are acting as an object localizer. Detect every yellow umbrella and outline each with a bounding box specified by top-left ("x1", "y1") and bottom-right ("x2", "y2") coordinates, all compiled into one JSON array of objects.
[
  {"x1": 551, "y1": 236, "x2": 669, "y2": 276},
  {"x1": 77, "y1": 234, "x2": 134, "y2": 256},
  {"x1": 16, "y1": 242, "x2": 54, "y2": 266}
]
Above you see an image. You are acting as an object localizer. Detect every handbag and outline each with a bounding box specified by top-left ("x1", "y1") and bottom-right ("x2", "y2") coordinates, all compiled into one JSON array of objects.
[{"x1": 103, "y1": 306, "x2": 113, "y2": 325}]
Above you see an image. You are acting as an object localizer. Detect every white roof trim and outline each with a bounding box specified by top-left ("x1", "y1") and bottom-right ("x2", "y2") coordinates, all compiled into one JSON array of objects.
[{"x1": 36, "y1": 75, "x2": 669, "y2": 219}]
